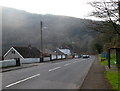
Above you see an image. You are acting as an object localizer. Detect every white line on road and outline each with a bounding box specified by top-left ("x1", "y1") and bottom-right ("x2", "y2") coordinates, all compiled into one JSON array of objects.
[
  {"x1": 48, "y1": 67, "x2": 61, "y2": 72},
  {"x1": 73, "y1": 62, "x2": 76, "y2": 63},
  {"x1": 6, "y1": 74, "x2": 40, "y2": 88},
  {"x1": 64, "y1": 63, "x2": 71, "y2": 66},
  {"x1": 54, "y1": 63, "x2": 59, "y2": 65}
]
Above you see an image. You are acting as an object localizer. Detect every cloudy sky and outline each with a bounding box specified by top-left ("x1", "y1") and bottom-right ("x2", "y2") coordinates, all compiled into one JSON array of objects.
[{"x1": 0, "y1": 0, "x2": 101, "y2": 19}]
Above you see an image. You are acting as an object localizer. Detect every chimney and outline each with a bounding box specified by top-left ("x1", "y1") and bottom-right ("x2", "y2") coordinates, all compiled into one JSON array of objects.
[{"x1": 28, "y1": 44, "x2": 32, "y2": 49}]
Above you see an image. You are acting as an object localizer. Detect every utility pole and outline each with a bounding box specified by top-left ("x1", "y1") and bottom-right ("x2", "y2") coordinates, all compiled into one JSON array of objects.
[
  {"x1": 40, "y1": 21, "x2": 44, "y2": 62},
  {"x1": 118, "y1": 0, "x2": 120, "y2": 22}
]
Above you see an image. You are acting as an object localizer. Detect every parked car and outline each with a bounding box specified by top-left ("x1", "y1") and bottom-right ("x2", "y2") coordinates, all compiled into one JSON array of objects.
[
  {"x1": 78, "y1": 55, "x2": 82, "y2": 58},
  {"x1": 82, "y1": 55, "x2": 90, "y2": 58}
]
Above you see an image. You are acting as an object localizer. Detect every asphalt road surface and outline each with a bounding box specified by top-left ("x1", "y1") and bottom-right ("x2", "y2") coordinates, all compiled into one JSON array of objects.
[{"x1": 2, "y1": 56, "x2": 96, "y2": 89}]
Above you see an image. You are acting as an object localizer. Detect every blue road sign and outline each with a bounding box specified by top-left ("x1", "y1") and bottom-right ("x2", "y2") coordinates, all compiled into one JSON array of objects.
[{"x1": 101, "y1": 52, "x2": 107, "y2": 58}]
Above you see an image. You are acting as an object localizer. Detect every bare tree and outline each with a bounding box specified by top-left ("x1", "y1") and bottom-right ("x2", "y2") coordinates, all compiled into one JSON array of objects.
[{"x1": 89, "y1": 0, "x2": 120, "y2": 35}]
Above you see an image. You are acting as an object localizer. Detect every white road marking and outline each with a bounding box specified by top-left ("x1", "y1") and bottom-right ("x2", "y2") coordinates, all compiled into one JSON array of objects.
[
  {"x1": 54, "y1": 63, "x2": 59, "y2": 65},
  {"x1": 82, "y1": 59, "x2": 87, "y2": 61},
  {"x1": 64, "y1": 63, "x2": 71, "y2": 66},
  {"x1": 6, "y1": 74, "x2": 40, "y2": 88},
  {"x1": 48, "y1": 67, "x2": 61, "y2": 72},
  {"x1": 73, "y1": 62, "x2": 76, "y2": 63}
]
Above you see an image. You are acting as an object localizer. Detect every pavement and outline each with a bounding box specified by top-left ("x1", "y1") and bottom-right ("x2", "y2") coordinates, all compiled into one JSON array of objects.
[{"x1": 80, "y1": 57, "x2": 112, "y2": 89}]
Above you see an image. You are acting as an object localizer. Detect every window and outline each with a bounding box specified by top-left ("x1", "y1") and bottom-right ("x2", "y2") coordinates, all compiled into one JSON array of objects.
[{"x1": 11, "y1": 50, "x2": 15, "y2": 54}]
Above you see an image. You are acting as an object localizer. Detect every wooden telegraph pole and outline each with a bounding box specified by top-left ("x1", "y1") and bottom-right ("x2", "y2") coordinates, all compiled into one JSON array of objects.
[
  {"x1": 118, "y1": 0, "x2": 120, "y2": 22},
  {"x1": 40, "y1": 21, "x2": 44, "y2": 62}
]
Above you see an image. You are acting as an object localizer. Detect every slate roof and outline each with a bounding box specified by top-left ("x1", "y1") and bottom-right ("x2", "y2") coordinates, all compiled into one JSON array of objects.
[
  {"x1": 14, "y1": 46, "x2": 41, "y2": 58},
  {"x1": 55, "y1": 49, "x2": 66, "y2": 55},
  {"x1": 44, "y1": 49, "x2": 57, "y2": 55},
  {"x1": 58, "y1": 48, "x2": 71, "y2": 55}
]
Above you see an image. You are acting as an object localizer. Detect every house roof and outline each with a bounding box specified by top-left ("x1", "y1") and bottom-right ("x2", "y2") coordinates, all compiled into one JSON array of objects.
[
  {"x1": 14, "y1": 46, "x2": 40, "y2": 58},
  {"x1": 55, "y1": 49, "x2": 66, "y2": 55},
  {"x1": 58, "y1": 48, "x2": 71, "y2": 55},
  {"x1": 44, "y1": 49, "x2": 57, "y2": 55}
]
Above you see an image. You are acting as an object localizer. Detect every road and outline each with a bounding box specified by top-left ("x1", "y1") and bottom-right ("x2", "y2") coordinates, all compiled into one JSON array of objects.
[{"x1": 2, "y1": 56, "x2": 96, "y2": 89}]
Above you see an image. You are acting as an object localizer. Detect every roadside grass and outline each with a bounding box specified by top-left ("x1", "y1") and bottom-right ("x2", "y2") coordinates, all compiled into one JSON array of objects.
[
  {"x1": 101, "y1": 59, "x2": 108, "y2": 65},
  {"x1": 99, "y1": 54, "x2": 119, "y2": 90},
  {"x1": 105, "y1": 71, "x2": 120, "y2": 90}
]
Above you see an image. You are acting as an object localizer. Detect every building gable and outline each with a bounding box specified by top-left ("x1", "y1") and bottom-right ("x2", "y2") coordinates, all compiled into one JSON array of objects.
[
  {"x1": 58, "y1": 49, "x2": 71, "y2": 55},
  {"x1": 4, "y1": 47, "x2": 24, "y2": 60}
]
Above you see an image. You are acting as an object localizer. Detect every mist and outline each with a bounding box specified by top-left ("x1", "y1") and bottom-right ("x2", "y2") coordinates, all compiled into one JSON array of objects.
[{"x1": 2, "y1": 7, "x2": 97, "y2": 55}]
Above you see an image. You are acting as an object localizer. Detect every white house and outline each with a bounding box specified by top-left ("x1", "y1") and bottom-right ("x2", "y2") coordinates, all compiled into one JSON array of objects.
[
  {"x1": 58, "y1": 48, "x2": 71, "y2": 56},
  {"x1": 4, "y1": 45, "x2": 41, "y2": 60}
]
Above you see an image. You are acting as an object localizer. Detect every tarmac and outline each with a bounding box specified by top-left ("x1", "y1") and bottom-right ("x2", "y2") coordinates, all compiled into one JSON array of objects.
[{"x1": 1, "y1": 57, "x2": 113, "y2": 90}]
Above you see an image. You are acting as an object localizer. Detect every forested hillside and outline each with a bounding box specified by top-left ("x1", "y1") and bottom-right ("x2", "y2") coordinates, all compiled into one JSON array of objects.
[{"x1": 2, "y1": 7, "x2": 98, "y2": 55}]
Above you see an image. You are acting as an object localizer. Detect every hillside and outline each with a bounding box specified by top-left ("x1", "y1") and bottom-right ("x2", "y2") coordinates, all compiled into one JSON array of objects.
[{"x1": 2, "y1": 7, "x2": 98, "y2": 55}]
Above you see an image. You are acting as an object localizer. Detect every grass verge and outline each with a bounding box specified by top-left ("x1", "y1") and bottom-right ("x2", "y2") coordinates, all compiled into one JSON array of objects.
[
  {"x1": 105, "y1": 71, "x2": 120, "y2": 90},
  {"x1": 99, "y1": 54, "x2": 119, "y2": 90}
]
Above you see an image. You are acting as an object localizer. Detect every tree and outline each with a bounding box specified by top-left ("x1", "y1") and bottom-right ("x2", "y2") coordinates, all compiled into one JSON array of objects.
[
  {"x1": 94, "y1": 43, "x2": 103, "y2": 54},
  {"x1": 89, "y1": 0, "x2": 120, "y2": 35}
]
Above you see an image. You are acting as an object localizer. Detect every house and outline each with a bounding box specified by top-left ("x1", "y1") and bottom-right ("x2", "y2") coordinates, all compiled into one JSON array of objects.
[
  {"x1": 43, "y1": 49, "x2": 57, "y2": 57},
  {"x1": 3, "y1": 45, "x2": 41, "y2": 60},
  {"x1": 57, "y1": 48, "x2": 73, "y2": 58},
  {"x1": 58, "y1": 48, "x2": 71, "y2": 56},
  {"x1": 0, "y1": 56, "x2": 4, "y2": 61}
]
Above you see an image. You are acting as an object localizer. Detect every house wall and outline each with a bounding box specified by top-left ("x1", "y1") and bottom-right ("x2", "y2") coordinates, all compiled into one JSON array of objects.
[
  {"x1": 44, "y1": 57, "x2": 50, "y2": 61},
  {"x1": 58, "y1": 55, "x2": 62, "y2": 59},
  {"x1": 4, "y1": 48, "x2": 23, "y2": 60},
  {"x1": 62, "y1": 55, "x2": 66, "y2": 59},
  {"x1": 51, "y1": 55, "x2": 57, "y2": 60},
  {"x1": 51, "y1": 55, "x2": 66, "y2": 60}
]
